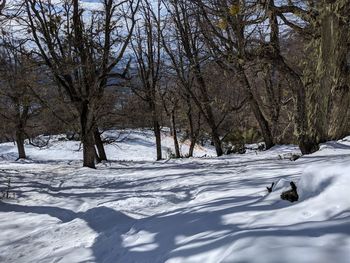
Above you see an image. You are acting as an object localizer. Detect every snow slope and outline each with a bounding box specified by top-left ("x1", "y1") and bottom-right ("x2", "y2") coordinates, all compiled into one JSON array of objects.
[
  {"x1": 0, "y1": 131, "x2": 350, "y2": 263},
  {"x1": 0, "y1": 129, "x2": 215, "y2": 162}
]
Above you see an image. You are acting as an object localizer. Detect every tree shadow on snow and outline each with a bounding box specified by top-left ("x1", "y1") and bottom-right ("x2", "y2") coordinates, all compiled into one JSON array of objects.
[
  {"x1": 0, "y1": 202, "x2": 136, "y2": 262},
  {"x1": 1, "y1": 152, "x2": 350, "y2": 262}
]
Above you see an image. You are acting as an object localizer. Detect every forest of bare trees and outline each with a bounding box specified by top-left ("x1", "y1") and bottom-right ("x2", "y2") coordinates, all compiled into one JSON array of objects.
[{"x1": 0, "y1": 0, "x2": 349, "y2": 167}]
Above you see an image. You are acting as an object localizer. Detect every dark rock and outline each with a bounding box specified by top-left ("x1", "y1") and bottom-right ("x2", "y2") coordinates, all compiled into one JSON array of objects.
[{"x1": 281, "y1": 181, "x2": 299, "y2": 202}]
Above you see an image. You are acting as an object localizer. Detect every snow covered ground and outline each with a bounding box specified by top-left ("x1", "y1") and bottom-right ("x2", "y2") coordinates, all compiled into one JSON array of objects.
[{"x1": 0, "y1": 130, "x2": 350, "y2": 263}]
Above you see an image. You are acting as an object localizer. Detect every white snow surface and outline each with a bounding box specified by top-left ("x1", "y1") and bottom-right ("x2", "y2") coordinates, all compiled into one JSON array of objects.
[{"x1": 0, "y1": 130, "x2": 350, "y2": 263}]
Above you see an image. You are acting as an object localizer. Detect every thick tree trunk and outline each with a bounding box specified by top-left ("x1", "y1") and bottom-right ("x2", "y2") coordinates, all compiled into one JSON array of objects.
[
  {"x1": 80, "y1": 101, "x2": 96, "y2": 168},
  {"x1": 171, "y1": 110, "x2": 181, "y2": 158},
  {"x1": 298, "y1": 1, "x2": 350, "y2": 151},
  {"x1": 211, "y1": 129, "x2": 223, "y2": 156},
  {"x1": 82, "y1": 131, "x2": 96, "y2": 168},
  {"x1": 320, "y1": 1, "x2": 350, "y2": 140},
  {"x1": 94, "y1": 128, "x2": 107, "y2": 162},
  {"x1": 15, "y1": 129, "x2": 26, "y2": 159}
]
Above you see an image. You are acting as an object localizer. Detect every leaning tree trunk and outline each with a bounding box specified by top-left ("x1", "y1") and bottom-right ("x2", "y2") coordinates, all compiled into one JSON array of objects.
[
  {"x1": 170, "y1": 110, "x2": 181, "y2": 158},
  {"x1": 239, "y1": 68, "x2": 274, "y2": 149},
  {"x1": 211, "y1": 129, "x2": 223, "y2": 156},
  {"x1": 94, "y1": 127, "x2": 107, "y2": 162},
  {"x1": 186, "y1": 100, "x2": 197, "y2": 158},
  {"x1": 80, "y1": 101, "x2": 96, "y2": 168},
  {"x1": 193, "y1": 67, "x2": 223, "y2": 156}
]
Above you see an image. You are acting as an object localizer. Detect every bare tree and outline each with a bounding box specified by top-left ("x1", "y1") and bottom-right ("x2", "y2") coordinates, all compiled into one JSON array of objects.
[
  {"x1": 131, "y1": 0, "x2": 163, "y2": 160},
  {"x1": 193, "y1": 0, "x2": 276, "y2": 149},
  {"x1": 161, "y1": 82, "x2": 181, "y2": 158},
  {"x1": 20, "y1": 0, "x2": 139, "y2": 168},
  {"x1": 0, "y1": 38, "x2": 41, "y2": 159},
  {"x1": 162, "y1": 0, "x2": 225, "y2": 156}
]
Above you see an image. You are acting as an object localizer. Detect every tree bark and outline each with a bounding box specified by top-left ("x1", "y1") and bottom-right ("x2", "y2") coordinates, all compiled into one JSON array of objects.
[
  {"x1": 296, "y1": 1, "x2": 350, "y2": 151},
  {"x1": 319, "y1": 1, "x2": 350, "y2": 140},
  {"x1": 94, "y1": 128, "x2": 107, "y2": 162},
  {"x1": 80, "y1": 101, "x2": 96, "y2": 168},
  {"x1": 15, "y1": 129, "x2": 26, "y2": 159},
  {"x1": 188, "y1": 137, "x2": 195, "y2": 157},
  {"x1": 154, "y1": 119, "x2": 162, "y2": 161},
  {"x1": 171, "y1": 110, "x2": 181, "y2": 158},
  {"x1": 82, "y1": 131, "x2": 96, "y2": 168},
  {"x1": 186, "y1": 101, "x2": 196, "y2": 158},
  {"x1": 150, "y1": 101, "x2": 162, "y2": 160}
]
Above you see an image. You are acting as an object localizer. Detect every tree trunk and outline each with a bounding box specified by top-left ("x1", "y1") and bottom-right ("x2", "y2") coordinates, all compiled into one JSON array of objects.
[
  {"x1": 80, "y1": 101, "x2": 96, "y2": 168},
  {"x1": 15, "y1": 129, "x2": 26, "y2": 159},
  {"x1": 299, "y1": 1, "x2": 350, "y2": 151},
  {"x1": 14, "y1": 104, "x2": 29, "y2": 160},
  {"x1": 171, "y1": 110, "x2": 181, "y2": 158},
  {"x1": 201, "y1": 107, "x2": 222, "y2": 156},
  {"x1": 189, "y1": 138, "x2": 195, "y2": 157},
  {"x1": 154, "y1": 119, "x2": 162, "y2": 161},
  {"x1": 211, "y1": 129, "x2": 223, "y2": 156},
  {"x1": 239, "y1": 68, "x2": 274, "y2": 149},
  {"x1": 192, "y1": 66, "x2": 223, "y2": 156},
  {"x1": 150, "y1": 102, "x2": 162, "y2": 161},
  {"x1": 94, "y1": 128, "x2": 107, "y2": 162},
  {"x1": 320, "y1": 1, "x2": 350, "y2": 140},
  {"x1": 82, "y1": 131, "x2": 96, "y2": 168},
  {"x1": 186, "y1": 102, "x2": 196, "y2": 157}
]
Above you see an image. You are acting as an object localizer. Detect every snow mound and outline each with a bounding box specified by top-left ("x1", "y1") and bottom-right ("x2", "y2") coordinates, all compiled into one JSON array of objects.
[{"x1": 298, "y1": 165, "x2": 350, "y2": 214}]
